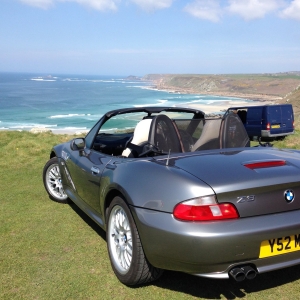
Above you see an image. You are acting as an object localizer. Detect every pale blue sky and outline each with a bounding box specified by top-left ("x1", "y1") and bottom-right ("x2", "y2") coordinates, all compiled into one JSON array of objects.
[{"x1": 1, "y1": 0, "x2": 300, "y2": 75}]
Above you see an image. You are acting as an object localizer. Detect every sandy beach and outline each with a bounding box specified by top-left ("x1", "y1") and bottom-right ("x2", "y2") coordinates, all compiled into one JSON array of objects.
[
  {"x1": 186, "y1": 98, "x2": 275, "y2": 115},
  {"x1": 150, "y1": 83, "x2": 280, "y2": 116}
]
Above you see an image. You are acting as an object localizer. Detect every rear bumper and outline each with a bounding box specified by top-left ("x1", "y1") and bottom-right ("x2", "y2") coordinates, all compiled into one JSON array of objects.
[
  {"x1": 131, "y1": 207, "x2": 300, "y2": 278},
  {"x1": 196, "y1": 252, "x2": 300, "y2": 279},
  {"x1": 261, "y1": 130, "x2": 294, "y2": 138}
]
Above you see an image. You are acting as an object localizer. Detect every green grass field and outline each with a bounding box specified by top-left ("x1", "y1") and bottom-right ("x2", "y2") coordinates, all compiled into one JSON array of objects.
[{"x1": 1, "y1": 130, "x2": 300, "y2": 299}]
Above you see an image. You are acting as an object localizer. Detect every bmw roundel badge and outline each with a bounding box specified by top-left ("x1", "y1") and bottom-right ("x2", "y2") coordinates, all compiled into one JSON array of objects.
[{"x1": 284, "y1": 190, "x2": 295, "y2": 203}]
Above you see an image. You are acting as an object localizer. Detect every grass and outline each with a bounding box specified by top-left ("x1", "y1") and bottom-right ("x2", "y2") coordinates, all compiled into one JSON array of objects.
[{"x1": 1, "y1": 130, "x2": 300, "y2": 299}]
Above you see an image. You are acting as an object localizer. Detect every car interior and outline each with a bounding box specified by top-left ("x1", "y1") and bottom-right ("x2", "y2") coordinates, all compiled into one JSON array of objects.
[{"x1": 92, "y1": 111, "x2": 250, "y2": 157}]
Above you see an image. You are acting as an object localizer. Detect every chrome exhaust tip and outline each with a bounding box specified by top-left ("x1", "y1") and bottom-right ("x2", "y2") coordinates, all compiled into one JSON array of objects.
[
  {"x1": 229, "y1": 267, "x2": 246, "y2": 282},
  {"x1": 241, "y1": 265, "x2": 257, "y2": 280}
]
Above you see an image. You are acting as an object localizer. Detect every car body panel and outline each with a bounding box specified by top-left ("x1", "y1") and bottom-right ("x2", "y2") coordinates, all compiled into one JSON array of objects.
[
  {"x1": 99, "y1": 157, "x2": 214, "y2": 212},
  {"x1": 65, "y1": 148, "x2": 112, "y2": 212}
]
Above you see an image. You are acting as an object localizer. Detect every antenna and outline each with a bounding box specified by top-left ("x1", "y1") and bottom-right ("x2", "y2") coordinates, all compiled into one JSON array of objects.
[{"x1": 166, "y1": 149, "x2": 171, "y2": 166}]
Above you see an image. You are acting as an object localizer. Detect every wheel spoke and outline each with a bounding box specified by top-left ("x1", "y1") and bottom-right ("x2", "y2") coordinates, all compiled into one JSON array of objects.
[
  {"x1": 57, "y1": 186, "x2": 64, "y2": 196},
  {"x1": 121, "y1": 213, "x2": 126, "y2": 228},
  {"x1": 123, "y1": 217, "x2": 128, "y2": 230},
  {"x1": 126, "y1": 244, "x2": 132, "y2": 256},
  {"x1": 112, "y1": 226, "x2": 118, "y2": 237},
  {"x1": 116, "y1": 212, "x2": 121, "y2": 228},
  {"x1": 116, "y1": 245, "x2": 121, "y2": 259},
  {"x1": 49, "y1": 171, "x2": 56, "y2": 180}
]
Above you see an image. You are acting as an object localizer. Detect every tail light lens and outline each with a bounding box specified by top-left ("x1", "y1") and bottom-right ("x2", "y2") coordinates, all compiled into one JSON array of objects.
[
  {"x1": 266, "y1": 123, "x2": 270, "y2": 130},
  {"x1": 173, "y1": 195, "x2": 239, "y2": 221}
]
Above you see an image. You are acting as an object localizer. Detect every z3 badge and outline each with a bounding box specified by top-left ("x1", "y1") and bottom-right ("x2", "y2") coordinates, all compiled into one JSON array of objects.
[{"x1": 237, "y1": 195, "x2": 255, "y2": 203}]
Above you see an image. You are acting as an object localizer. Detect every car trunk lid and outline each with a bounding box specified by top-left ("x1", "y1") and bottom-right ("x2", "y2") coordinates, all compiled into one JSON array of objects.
[{"x1": 172, "y1": 148, "x2": 300, "y2": 218}]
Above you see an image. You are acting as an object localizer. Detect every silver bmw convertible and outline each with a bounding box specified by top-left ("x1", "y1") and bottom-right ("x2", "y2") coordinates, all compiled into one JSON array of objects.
[{"x1": 43, "y1": 106, "x2": 300, "y2": 286}]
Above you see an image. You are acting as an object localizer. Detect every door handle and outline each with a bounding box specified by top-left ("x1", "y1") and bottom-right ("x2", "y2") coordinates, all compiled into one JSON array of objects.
[
  {"x1": 106, "y1": 164, "x2": 117, "y2": 170},
  {"x1": 91, "y1": 166, "x2": 100, "y2": 174}
]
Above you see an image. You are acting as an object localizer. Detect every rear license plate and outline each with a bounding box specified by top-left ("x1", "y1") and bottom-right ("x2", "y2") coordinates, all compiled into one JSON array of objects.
[
  {"x1": 259, "y1": 234, "x2": 300, "y2": 258},
  {"x1": 271, "y1": 124, "x2": 280, "y2": 129}
]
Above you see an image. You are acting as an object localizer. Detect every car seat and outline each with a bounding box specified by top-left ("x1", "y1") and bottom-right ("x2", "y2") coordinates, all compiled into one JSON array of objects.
[
  {"x1": 122, "y1": 114, "x2": 182, "y2": 157},
  {"x1": 191, "y1": 119, "x2": 222, "y2": 151},
  {"x1": 122, "y1": 118, "x2": 152, "y2": 157}
]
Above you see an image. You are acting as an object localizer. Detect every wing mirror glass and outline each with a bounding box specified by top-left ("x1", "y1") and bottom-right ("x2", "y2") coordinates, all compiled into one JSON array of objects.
[{"x1": 70, "y1": 138, "x2": 85, "y2": 151}]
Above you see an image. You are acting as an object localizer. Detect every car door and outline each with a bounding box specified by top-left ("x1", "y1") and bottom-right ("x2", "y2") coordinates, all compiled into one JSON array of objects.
[{"x1": 65, "y1": 145, "x2": 112, "y2": 212}]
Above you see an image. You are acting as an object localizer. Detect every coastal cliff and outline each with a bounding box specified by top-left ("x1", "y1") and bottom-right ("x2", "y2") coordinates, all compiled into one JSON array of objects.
[{"x1": 143, "y1": 73, "x2": 300, "y2": 117}]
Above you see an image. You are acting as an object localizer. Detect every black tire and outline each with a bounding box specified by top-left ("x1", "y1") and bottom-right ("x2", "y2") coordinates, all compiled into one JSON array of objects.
[
  {"x1": 43, "y1": 157, "x2": 68, "y2": 203},
  {"x1": 106, "y1": 196, "x2": 163, "y2": 286}
]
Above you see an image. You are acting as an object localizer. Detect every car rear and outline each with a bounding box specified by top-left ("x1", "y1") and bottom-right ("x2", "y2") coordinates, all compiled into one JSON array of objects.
[
  {"x1": 261, "y1": 104, "x2": 294, "y2": 138},
  {"x1": 133, "y1": 148, "x2": 300, "y2": 281},
  {"x1": 132, "y1": 205, "x2": 300, "y2": 280}
]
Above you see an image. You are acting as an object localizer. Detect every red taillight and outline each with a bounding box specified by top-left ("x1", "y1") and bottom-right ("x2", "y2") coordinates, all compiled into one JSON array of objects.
[
  {"x1": 173, "y1": 197, "x2": 239, "y2": 221},
  {"x1": 266, "y1": 122, "x2": 270, "y2": 130},
  {"x1": 293, "y1": 121, "x2": 295, "y2": 129},
  {"x1": 244, "y1": 160, "x2": 286, "y2": 169}
]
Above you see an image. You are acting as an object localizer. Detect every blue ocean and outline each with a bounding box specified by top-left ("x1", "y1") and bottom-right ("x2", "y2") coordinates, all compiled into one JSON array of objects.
[{"x1": 0, "y1": 72, "x2": 247, "y2": 133}]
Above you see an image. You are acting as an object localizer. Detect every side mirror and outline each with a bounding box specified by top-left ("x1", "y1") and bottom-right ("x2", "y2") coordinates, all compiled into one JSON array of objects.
[{"x1": 70, "y1": 138, "x2": 85, "y2": 151}]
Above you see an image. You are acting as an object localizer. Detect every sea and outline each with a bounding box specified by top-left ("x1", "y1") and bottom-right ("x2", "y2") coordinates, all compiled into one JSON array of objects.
[{"x1": 0, "y1": 72, "x2": 248, "y2": 133}]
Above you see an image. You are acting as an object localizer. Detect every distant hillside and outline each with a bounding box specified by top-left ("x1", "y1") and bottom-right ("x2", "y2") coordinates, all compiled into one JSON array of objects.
[
  {"x1": 281, "y1": 85, "x2": 300, "y2": 118},
  {"x1": 143, "y1": 73, "x2": 300, "y2": 102}
]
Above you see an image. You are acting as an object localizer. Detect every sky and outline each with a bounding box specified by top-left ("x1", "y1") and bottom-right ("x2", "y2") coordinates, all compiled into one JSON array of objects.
[{"x1": 1, "y1": 0, "x2": 300, "y2": 76}]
